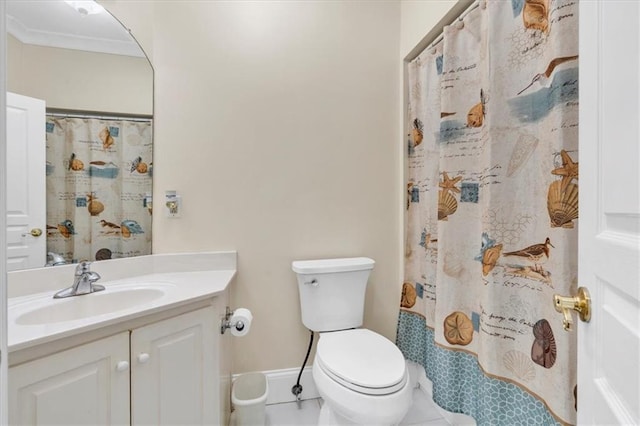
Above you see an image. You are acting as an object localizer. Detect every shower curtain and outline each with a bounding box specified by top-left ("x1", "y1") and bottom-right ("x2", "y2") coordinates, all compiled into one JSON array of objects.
[
  {"x1": 397, "y1": 1, "x2": 578, "y2": 424},
  {"x1": 45, "y1": 115, "x2": 153, "y2": 263}
]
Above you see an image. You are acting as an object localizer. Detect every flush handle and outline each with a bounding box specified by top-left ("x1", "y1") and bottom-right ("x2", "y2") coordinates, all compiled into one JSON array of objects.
[
  {"x1": 304, "y1": 279, "x2": 318, "y2": 287},
  {"x1": 553, "y1": 287, "x2": 591, "y2": 331}
]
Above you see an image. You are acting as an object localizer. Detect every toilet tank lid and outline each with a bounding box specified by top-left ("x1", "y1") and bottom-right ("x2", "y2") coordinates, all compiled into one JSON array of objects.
[{"x1": 292, "y1": 257, "x2": 375, "y2": 274}]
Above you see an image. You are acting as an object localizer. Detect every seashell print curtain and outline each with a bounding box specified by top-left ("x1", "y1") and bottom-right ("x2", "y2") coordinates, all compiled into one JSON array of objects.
[
  {"x1": 45, "y1": 116, "x2": 153, "y2": 263},
  {"x1": 397, "y1": 1, "x2": 578, "y2": 424}
]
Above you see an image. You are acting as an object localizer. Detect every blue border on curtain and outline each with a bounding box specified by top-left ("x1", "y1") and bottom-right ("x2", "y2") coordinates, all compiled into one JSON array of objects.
[{"x1": 397, "y1": 310, "x2": 562, "y2": 426}]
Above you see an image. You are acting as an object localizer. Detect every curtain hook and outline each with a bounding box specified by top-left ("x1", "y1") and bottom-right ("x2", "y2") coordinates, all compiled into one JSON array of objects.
[{"x1": 455, "y1": 19, "x2": 465, "y2": 30}]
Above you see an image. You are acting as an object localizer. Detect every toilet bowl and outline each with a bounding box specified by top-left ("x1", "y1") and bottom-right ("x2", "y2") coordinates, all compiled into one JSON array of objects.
[
  {"x1": 292, "y1": 258, "x2": 412, "y2": 426},
  {"x1": 313, "y1": 329, "x2": 412, "y2": 426}
]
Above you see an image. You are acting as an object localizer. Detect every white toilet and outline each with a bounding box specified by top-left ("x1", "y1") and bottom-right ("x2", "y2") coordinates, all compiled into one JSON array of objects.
[{"x1": 292, "y1": 257, "x2": 412, "y2": 426}]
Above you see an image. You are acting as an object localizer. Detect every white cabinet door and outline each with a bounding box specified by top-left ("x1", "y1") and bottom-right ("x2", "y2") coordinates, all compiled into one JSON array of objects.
[
  {"x1": 131, "y1": 307, "x2": 216, "y2": 426},
  {"x1": 9, "y1": 332, "x2": 130, "y2": 426}
]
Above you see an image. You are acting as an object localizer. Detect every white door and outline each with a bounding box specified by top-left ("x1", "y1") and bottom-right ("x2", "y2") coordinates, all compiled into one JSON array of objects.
[
  {"x1": 130, "y1": 307, "x2": 216, "y2": 426},
  {"x1": 0, "y1": 4, "x2": 8, "y2": 425},
  {"x1": 577, "y1": 1, "x2": 640, "y2": 424},
  {"x1": 9, "y1": 332, "x2": 130, "y2": 425},
  {"x1": 6, "y1": 92, "x2": 46, "y2": 271}
]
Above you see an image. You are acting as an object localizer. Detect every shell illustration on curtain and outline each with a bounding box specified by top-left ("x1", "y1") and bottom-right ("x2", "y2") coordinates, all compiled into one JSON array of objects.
[
  {"x1": 398, "y1": 0, "x2": 578, "y2": 424},
  {"x1": 45, "y1": 116, "x2": 153, "y2": 263}
]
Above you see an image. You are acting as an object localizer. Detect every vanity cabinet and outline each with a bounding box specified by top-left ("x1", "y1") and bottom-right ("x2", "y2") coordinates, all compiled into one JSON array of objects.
[
  {"x1": 131, "y1": 307, "x2": 216, "y2": 425},
  {"x1": 9, "y1": 307, "x2": 217, "y2": 426},
  {"x1": 9, "y1": 332, "x2": 131, "y2": 425}
]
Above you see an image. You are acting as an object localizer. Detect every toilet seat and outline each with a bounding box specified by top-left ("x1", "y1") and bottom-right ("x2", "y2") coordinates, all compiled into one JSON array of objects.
[{"x1": 315, "y1": 329, "x2": 407, "y2": 396}]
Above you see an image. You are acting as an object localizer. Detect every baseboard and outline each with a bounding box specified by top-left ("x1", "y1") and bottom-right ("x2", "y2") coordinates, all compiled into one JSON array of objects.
[
  {"x1": 232, "y1": 366, "x2": 320, "y2": 405},
  {"x1": 408, "y1": 361, "x2": 477, "y2": 426}
]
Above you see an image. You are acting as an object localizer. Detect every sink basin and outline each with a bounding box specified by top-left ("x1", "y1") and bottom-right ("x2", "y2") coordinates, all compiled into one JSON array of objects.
[{"x1": 15, "y1": 286, "x2": 171, "y2": 325}]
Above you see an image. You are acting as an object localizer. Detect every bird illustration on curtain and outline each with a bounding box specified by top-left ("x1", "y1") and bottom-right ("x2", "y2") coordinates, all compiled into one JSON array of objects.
[
  {"x1": 517, "y1": 55, "x2": 579, "y2": 95},
  {"x1": 503, "y1": 237, "x2": 554, "y2": 273}
]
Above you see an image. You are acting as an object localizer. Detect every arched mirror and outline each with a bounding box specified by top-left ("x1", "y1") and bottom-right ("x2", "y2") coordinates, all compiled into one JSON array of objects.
[{"x1": 6, "y1": 0, "x2": 153, "y2": 271}]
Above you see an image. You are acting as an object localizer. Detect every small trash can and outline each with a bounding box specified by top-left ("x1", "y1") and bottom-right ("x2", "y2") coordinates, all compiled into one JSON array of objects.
[{"x1": 232, "y1": 372, "x2": 268, "y2": 426}]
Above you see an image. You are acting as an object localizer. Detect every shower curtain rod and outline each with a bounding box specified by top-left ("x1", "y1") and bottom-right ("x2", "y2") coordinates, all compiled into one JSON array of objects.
[
  {"x1": 46, "y1": 109, "x2": 153, "y2": 123},
  {"x1": 404, "y1": 0, "x2": 479, "y2": 62},
  {"x1": 427, "y1": 1, "x2": 481, "y2": 50}
]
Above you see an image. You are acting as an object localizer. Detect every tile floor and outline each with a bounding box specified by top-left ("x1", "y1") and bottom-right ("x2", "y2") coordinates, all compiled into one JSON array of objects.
[{"x1": 265, "y1": 388, "x2": 450, "y2": 425}]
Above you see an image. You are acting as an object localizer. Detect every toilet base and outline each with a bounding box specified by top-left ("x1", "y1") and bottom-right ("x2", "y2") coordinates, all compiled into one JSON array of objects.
[{"x1": 318, "y1": 403, "x2": 342, "y2": 426}]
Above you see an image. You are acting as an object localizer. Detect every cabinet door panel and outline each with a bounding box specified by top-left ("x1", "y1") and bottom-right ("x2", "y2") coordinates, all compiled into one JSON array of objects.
[
  {"x1": 131, "y1": 307, "x2": 215, "y2": 425},
  {"x1": 9, "y1": 332, "x2": 130, "y2": 426}
]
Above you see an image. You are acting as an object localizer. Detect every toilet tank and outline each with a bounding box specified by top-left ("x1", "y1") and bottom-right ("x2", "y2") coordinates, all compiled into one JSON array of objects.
[{"x1": 292, "y1": 257, "x2": 375, "y2": 332}]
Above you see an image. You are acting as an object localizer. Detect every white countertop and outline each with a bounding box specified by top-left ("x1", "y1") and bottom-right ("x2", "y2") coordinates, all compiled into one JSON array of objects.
[{"x1": 8, "y1": 252, "x2": 236, "y2": 352}]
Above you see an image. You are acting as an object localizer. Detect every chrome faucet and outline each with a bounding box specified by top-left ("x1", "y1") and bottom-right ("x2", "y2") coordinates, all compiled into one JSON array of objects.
[
  {"x1": 45, "y1": 252, "x2": 67, "y2": 267},
  {"x1": 53, "y1": 261, "x2": 105, "y2": 299}
]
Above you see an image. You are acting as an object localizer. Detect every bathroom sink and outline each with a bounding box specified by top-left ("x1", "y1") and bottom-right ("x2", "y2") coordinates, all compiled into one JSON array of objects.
[{"x1": 15, "y1": 285, "x2": 172, "y2": 326}]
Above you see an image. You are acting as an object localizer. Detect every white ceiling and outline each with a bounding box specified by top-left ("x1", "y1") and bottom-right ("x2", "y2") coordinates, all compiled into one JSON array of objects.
[{"x1": 6, "y1": 0, "x2": 145, "y2": 58}]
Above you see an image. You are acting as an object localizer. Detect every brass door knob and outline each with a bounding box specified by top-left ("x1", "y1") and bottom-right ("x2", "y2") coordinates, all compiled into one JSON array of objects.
[
  {"x1": 553, "y1": 287, "x2": 591, "y2": 331},
  {"x1": 22, "y1": 228, "x2": 43, "y2": 237}
]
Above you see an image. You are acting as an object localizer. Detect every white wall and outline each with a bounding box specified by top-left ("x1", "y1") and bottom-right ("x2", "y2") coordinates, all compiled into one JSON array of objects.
[
  {"x1": 106, "y1": 1, "x2": 402, "y2": 373},
  {"x1": 7, "y1": 34, "x2": 152, "y2": 115}
]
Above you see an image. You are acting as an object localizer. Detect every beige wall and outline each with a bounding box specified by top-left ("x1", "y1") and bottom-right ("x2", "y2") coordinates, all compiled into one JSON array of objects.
[
  {"x1": 401, "y1": 1, "x2": 458, "y2": 58},
  {"x1": 7, "y1": 34, "x2": 152, "y2": 115},
  {"x1": 107, "y1": 1, "x2": 402, "y2": 373},
  {"x1": 100, "y1": 0, "x2": 154, "y2": 64},
  {"x1": 102, "y1": 0, "x2": 460, "y2": 374}
]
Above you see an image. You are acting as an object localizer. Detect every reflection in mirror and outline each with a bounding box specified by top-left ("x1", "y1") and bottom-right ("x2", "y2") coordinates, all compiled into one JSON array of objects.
[{"x1": 6, "y1": 0, "x2": 153, "y2": 271}]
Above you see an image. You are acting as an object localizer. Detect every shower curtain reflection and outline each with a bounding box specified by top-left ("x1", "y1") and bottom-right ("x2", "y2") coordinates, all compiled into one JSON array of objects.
[{"x1": 45, "y1": 114, "x2": 152, "y2": 263}]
